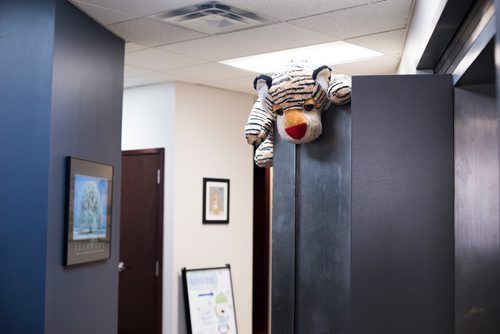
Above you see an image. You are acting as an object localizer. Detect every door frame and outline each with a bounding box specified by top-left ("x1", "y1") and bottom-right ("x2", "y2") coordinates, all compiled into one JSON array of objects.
[
  {"x1": 252, "y1": 163, "x2": 271, "y2": 333},
  {"x1": 121, "y1": 148, "x2": 164, "y2": 334}
]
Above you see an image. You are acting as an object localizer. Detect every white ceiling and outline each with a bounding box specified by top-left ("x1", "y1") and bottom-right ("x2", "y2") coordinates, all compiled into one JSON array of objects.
[{"x1": 70, "y1": 0, "x2": 414, "y2": 95}]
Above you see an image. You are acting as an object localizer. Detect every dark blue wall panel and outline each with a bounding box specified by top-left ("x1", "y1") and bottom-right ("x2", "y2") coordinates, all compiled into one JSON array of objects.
[
  {"x1": 0, "y1": 1, "x2": 124, "y2": 333},
  {"x1": 44, "y1": 1, "x2": 124, "y2": 333},
  {"x1": 0, "y1": 1, "x2": 56, "y2": 333}
]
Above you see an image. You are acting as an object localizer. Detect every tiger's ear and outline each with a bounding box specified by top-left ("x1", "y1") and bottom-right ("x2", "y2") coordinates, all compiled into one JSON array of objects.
[
  {"x1": 253, "y1": 75, "x2": 272, "y2": 106},
  {"x1": 253, "y1": 74, "x2": 272, "y2": 91},
  {"x1": 312, "y1": 65, "x2": 331, "y2": 92}
]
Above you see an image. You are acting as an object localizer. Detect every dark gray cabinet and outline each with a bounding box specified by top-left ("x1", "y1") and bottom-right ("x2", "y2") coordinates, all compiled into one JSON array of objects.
[
  {"x1": 454, "y1": 84, "x2": 500, "y2": 334},
  {"x1": 271, "y1": 75, "x2": 455, "y2": 334}
]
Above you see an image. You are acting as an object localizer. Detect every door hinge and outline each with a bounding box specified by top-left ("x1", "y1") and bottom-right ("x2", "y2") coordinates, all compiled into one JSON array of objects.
[
  {"x1": 157, "y1": 169, "x2": 161, "y2": 184},
  {"x1": 155, "y1": 261, "x2": 160, "y2": 277}
]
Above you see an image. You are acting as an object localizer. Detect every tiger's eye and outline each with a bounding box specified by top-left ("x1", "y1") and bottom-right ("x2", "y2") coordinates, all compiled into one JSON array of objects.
[
  {"x1": 273, "y1": 105, "x2": 284, "y2": 116},
  {"x1": 304, "y1": 104, "x2": 314, "y2": 112},
  {"x1": 303, "y1": 98, "x2": 316, "y2": 112}
]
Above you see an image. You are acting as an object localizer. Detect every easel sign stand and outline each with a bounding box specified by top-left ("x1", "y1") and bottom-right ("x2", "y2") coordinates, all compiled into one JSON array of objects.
[{"x1": 182, "y1": 264, "x2": 238, "y2": 334}]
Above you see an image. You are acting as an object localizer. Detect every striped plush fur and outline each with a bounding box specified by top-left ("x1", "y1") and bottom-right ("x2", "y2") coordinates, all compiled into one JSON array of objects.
[
  {"x1": 265, "y1": 64, "x2": 329, "y2": 117},
  {"x1": 244, "y1": 62, "x2": 351, "y2": 167},
  {"x1": 244, "y1": 97, "x2": 275, "y2": 168},
  {"x1": 244, "y1": 97, "x2": 274, "y2": 147},
  {"x1": 328, "y1": 74, "x2": 352, "y2": 104},
  {"x1": 254, "y1": 131, "x2": 274, "y2": 168}
]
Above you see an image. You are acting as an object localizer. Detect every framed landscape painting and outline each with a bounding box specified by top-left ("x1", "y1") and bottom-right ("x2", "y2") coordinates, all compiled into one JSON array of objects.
[{"x1": 64, "y1": 156, "x2": 113, "y2": 266}]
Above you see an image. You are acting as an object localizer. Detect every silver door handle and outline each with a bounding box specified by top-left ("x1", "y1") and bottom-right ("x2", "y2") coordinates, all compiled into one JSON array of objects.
[{"x1": 118, "y1": 261, "x2": 126, "y2": 272}]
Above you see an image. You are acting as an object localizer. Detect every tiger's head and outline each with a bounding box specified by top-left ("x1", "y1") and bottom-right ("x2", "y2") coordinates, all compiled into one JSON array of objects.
[
  {"x1": 256, "y1": 63, "x2": 340, "y2": 144},
  {"x1": 244, "y1": 62, "x2": 351, "y2": 167}
]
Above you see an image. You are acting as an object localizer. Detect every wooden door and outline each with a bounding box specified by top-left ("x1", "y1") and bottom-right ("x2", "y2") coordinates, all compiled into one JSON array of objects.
[{"x1": 119, "y1": 149, "x2": 164, "y2": 334}]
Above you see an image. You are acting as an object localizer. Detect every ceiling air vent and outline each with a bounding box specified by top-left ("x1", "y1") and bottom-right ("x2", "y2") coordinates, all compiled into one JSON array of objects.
[{"x1": 151, "y1": 1, "x2": 273, "y2": 35}]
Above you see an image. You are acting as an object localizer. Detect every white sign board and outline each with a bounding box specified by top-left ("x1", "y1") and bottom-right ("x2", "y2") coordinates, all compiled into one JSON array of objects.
[{"x1": 182, "y1": 266, "x2": 238, "y2": 334}]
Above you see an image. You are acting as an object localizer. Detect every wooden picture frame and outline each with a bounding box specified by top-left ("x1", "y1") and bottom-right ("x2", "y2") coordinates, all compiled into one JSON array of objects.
[
  {"x1": 203, "y1": 178, "x2": 230, "y2": 224},
  {"x1": 64, "y1": 156, "x2": 113, "y2": 266}
]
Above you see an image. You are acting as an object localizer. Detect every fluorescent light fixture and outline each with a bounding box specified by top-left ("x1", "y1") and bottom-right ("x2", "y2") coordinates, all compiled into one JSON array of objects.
[{"x1": 219, "y1": 41, "x2": 383, "y2": 73}]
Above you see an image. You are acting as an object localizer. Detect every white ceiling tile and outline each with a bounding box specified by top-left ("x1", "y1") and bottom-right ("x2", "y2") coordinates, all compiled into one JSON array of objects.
[
  {"x1": 80, "y1": 0, "x2": 412, "y2": 93},
  {"x1": 125, "y1": 42, "x2": 149, "y2": 53},
  {"x1": 223, "y1": 0, "x2": 373, "y2": 21},
  {"x1": 71, "y1": 0, "x2": 136, "y2": 25},
  {"x1": 125, "y1": 48, "x2": 205, "y2": 71},
  {"x1": 333, "y1": 55, "x2": 400, "y2": 76},
  {"x1": 124, "y1": 65, "x2": 154, "y2": 77},
  {"x1": 75, "y1": 0, "x2": 202, "y2": 17},
  {"x1": 76, "y1": 0, "x2": 374, "y2": 23},
  {"x1": 290, "y1": 0, "x2": 412, "y2": 40},
  {"x1": 202, "y1": 81, "x2": 255, "y2": 95},
  {"x1": 124, "y1": 71, "x2": 184, "y2": 88},
  {"x1": 159, "y1": 37, "x2": 244, "y2": 62},
  {"x1": 215, "y1": 75, "x2": 259, "y2": 94},
  {"x1": 161, "y1": 23, "x2": 334, "y2": 63},
  {"x1": 167, "y1": 63, "x2": 252, "y2": 81},
  {"x1": 218, "y1": 23, "x2": 332, "y2": 54},
  {"x1": 107, "y1": 18, "x2": 207, "y2": 47},
  {"x1": 346, "y1": 29, "x2": 406, "y2": 56},
  {"x1": 217, "y1": 75, "x2": 256, "y2": 88}
]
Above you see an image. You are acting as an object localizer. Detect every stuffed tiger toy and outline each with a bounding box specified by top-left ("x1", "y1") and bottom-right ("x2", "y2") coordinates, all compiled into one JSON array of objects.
[
  {"x1": 244, "y1": 95, "x2": 275, "y2": 167},
  {"x1": 244, "y1": 62, "x2": 351, "y2": 167}
]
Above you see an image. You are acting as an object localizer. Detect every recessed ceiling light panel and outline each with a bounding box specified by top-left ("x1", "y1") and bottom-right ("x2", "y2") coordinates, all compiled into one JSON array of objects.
[
  {"x1": 151, "y1": 1, "x2": 273, "y2": 35},
  {"x1": 219, "y1": 41, "x2": 384, "y2": 73}
]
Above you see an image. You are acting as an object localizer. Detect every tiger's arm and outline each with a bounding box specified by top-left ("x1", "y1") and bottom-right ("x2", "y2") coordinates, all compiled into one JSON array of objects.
[
  {"x1": 244, "y1": 97, "x2": 275, "y2": 168},
  {"x1": 244, "y1": 97, "x2": 273, "y2": 146},
  {"x1": 254, "y1": 128, "x2": 274, "y2": 168},
  {"x1": 327, "y1": 74, "x2": 351, "y2": 105},
  {"x1": 243, "y1": 74, "x2": 275, "y2": 167}
]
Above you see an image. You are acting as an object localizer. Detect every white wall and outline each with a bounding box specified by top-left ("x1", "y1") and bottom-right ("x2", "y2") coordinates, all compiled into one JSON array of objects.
[
  {"x1": 173, "y1": 82, "x2": 254, "y2": 334},
  {"x1": 122, "y1": 82, "x2": 176, "y2": 150},
  {"x1": 122, "y1": 82, "x2": 177, "y2": 334},
  {"x1": 398, "y1": 0, "x2": 448, "y2": 73},
  {"x1": 122, "y1": 82, "x2": 255, "y2": 334}
]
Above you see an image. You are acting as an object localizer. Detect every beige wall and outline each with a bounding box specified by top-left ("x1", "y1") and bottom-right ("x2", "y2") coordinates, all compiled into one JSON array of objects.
[{"x1": 122, "y1": 82, "x2": 255, "y2": 334}]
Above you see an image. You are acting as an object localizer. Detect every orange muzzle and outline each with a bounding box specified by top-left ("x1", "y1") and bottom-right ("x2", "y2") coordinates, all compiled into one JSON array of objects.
[{"x1": 284, "y1": 109, "x2": 307, "y2": 140}]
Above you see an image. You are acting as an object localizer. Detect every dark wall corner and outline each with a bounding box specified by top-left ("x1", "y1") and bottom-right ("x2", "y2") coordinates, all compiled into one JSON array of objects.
[{"x1": 44, "y1": 1, "x2": 125, "y2": 333}]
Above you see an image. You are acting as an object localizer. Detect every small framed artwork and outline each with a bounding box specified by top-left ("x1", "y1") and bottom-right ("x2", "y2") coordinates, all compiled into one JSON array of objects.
[
  {"x1": 64, "y1": 156, "x2": 113, "y2": 266},
  {"x1": 203, "y1": 178, "x2": 230, "y2": 224},
  {"x1": 182, "y1": 265, "x2": 238, "y2": 334}
]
